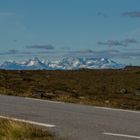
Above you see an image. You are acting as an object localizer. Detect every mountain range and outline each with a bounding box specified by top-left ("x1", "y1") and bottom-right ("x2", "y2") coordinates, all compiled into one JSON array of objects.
[{"x1": 0, "y1": 57, "x2": 125, "y2": 70}]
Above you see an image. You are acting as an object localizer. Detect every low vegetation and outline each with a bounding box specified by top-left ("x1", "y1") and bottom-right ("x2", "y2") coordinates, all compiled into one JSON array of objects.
[
  {"x1": 0, "y1": 67, "x2": 140, "y2": 110},
  {"x1": 0, "y1": 119, "x2": 54, "y2": 140}
]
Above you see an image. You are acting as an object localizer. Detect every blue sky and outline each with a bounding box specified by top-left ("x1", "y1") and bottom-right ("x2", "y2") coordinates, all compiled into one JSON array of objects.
[{"x1": 0, "y1": 0, "x2": 140, "y2": 65}]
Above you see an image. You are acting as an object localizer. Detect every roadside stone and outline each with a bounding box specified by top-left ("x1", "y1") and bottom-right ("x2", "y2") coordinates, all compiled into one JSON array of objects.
[
  {"x1": 43, "y1": 92, "x2": 55, "y2": 99},
  {"x1": 32, "y1": 92, "x2": 43, "y2": 98},
  {"x1": 32, "y1": 89, "x2": 45, "y2": 98}
]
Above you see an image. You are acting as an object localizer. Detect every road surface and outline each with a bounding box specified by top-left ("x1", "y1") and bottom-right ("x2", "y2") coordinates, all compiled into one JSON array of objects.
[{"x1": 0, "y1": 95, "x2": 140, "y2": 140}]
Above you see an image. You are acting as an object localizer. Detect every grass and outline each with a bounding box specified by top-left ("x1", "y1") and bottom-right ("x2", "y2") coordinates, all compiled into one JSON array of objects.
[
  {"x1": 0, "y1": 119, "x2": 54, "y2": 140},
  {"x1": 0, "y1": 68, "x2": 140, "y2": 110}
]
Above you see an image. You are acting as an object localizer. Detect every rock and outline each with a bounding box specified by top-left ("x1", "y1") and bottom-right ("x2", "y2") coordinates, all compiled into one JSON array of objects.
[
  {"x1": 105, "y1": 100, "x2": 110, "y2": 104},
  {"x1": 120, "y1": 88, "x2": 127, "y2": 94},
  {"x1": 0, "y1": 75, "x2": 4, "y2": 78},
  {"x1": 45, "y1": 75, "x2": 50, "y2": 78},
  {"x1": 43, "y1": 92, "x2": 55, "y2": 99},
  {"x1": 17, "y1": 70, "x2": 22, "y2": 74},
  {"x1": 134, "y1": 90, "x2": 140, "y2": 96},
  {"x1": 72, "y1": 89, "x2": 77, "y2": 93},
  {"x1": 32, "y1": 92, "x2": 43, "y2": 98},
  {"x1": 79, "y1": 96, "x2": 86, "y2": 100},
  {"x1": 32, "y1": 89, "x2": 45, "y2": 98}
]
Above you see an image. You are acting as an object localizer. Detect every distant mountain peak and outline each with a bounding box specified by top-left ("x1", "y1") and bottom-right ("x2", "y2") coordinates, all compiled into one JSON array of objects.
[
  {"x1": 0, "y1": 57, "x2": 125, "y2": 70},
  {"x1": 24, "y1": 57, "x2": 43, "y2": 66}
]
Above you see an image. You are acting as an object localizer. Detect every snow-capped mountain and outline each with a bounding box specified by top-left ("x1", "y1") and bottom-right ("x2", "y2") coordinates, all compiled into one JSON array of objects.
[{"x1": 0, "y1": 57, "x2": 125, "y2": 70}]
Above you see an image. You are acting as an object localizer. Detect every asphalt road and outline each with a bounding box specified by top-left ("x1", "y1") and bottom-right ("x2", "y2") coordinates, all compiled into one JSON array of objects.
[{"x1": 0, "y1": 95, "x2": 140, "y2": 140}]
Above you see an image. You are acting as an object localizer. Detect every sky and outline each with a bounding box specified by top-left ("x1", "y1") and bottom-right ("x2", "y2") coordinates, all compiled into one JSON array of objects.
[{"x1": 0, "y1": 0, "x2": 140, "y2": 65}]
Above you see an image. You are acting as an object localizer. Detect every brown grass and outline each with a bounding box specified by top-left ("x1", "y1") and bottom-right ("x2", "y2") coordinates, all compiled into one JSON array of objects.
[{"x1": 0, "y1": 119, "x2": 54, "y2": 140}]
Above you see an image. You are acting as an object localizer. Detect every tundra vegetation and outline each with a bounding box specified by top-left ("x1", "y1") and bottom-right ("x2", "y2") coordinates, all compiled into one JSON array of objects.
[
  {"x1": 0, "y1": 119, "x2": 54, "y2": 140},
  {"x1": 0, "y1": 67, "x2": 140, "y2": 110}
]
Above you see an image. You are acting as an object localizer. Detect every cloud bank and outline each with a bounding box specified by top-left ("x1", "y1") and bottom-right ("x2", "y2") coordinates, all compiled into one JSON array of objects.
[
  {"x1": 26, "y1": 45, "x2": 55, "y2": 50},
  {"x1": 122, "y1": 11, "x2": 140, "y2": 18},
  {"x1": 0, "y1": 50, "x2": 32, "y2": 55},
  {"x1": 97, "y1": 38, "x2": 138, "y2": 47}
]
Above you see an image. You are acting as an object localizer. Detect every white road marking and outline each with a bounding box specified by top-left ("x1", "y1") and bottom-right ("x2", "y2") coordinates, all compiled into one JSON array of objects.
[
  {"x1": 0, "y1": 115, "x2": 55, "y2": 128},
  {"x1": 103, "y1": 132, "x2": 140, "y2": 139},
  {"x1": 25, "y1": 97, "x2": 140, "y2": 114},
  {"x1": 25, "y1": 97, "x2": 62, "y2": 104},
  {"x1": 94, "y1": 106, "x2": 140, "y2": 114}
]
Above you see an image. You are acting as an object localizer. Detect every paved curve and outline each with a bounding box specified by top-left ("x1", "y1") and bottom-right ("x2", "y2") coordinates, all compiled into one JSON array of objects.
[{"x1": 0, "y1": 95, "x2": 140, "y2": 140}]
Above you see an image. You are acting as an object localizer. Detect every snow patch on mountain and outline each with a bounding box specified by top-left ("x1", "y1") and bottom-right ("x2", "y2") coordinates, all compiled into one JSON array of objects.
[{"x1": 0, "y1": 57, "x2": 125, "y2": 70}]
